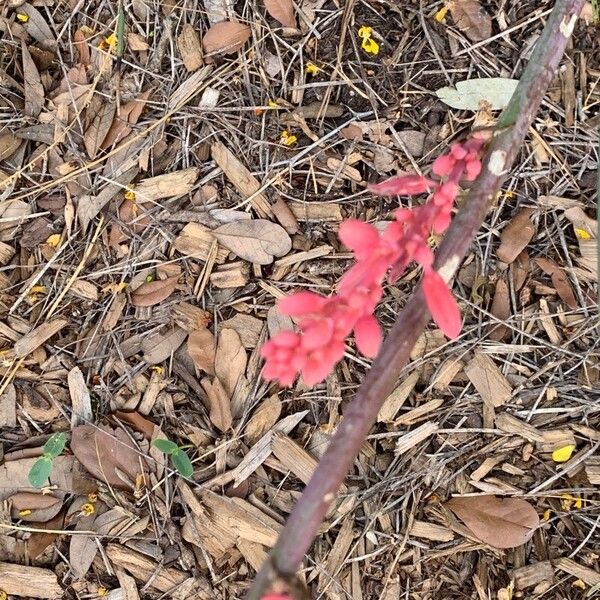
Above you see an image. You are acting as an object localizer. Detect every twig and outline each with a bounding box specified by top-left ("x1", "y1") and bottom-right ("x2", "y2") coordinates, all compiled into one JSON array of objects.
[{"x1": 245, "y1": 1, "x2": 585, "y2": 597}]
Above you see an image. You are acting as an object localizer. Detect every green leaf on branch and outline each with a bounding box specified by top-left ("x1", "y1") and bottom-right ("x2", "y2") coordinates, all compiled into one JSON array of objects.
[
  {"x1": 152, "y1": 438, "x2": 180, "y2": 454},
  {"x1": 42, "y1": 432, "x2": 67, "y2": 458},
  {"x1": 171, "y1": 449, "x2": 194, "y2": 478},
  {"x1": 28, "y1": 457, "x2": 53, "y2": 488}
]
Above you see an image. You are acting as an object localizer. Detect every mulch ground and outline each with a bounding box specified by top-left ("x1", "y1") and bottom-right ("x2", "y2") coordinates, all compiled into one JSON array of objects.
[{"x1": 0, "y1": 0, "x2": 599, "y2": 598}]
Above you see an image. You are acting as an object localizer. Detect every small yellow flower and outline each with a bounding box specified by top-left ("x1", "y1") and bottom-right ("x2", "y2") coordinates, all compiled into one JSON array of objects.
[
  {"x1": 503, "y1": 190, "x2": 515, "y2": 199},
  {"x1": 103, "y1": 33, "x2": 117, "y2": 51},
  {"x1": 306, "y1": 62, "x2": 321, "y2": 75},
  {"x1": 574, "y1": 228, "x2": 591, "y2": 240},
  {"x1": 87, "y1": 492, "x2": 98, "y2": 503},
  {"x1": 280, "y1": 130, "x2": 297, "y2": 146},
  {"x1": 97, "y1": 586, "x2": 108, "y2": 597},
  {"x1": 19, "y1": 509, "x2": 32, "y2": 517},
  {"x1": 358, "y1": 26, "x2": 380, "y2": 55},
  {"x1": 145, "y1": 274, "x2": 154, "y2": 283},
  {"x1": 46, "y1": 234, "x2": 61, "y2": 248},
  {"x1": 0, "y1": 589, "x2": 8, "y2": 600},
  {"x1": 560, "y1": 493, "x2": 583, "y2": 511},
  {"x1": 81, "y1": 503, "x2": 95, "y2": 516},
  {"x1": 30, "y1": 285, "x2": 47, "y2": 294},
  {"x1": 552, "y1": 444, "x2": 575, "y2": 463},
  {"x1": 268, "y1": 99, "x2": 279, "y2": 108},
  {"x1": 434, "y1": 4, "x2": 450, "y2": 22},
  {"x1": 16, "y1": 12, "x2": 29, "y2": 23},
  {"x1": 572, "y1": 579, "x2": 586, "y2": 590},
  {"x1": 151, "y1": 366, "x2": 164, "y2": 375},
  {"x1": 543, "y1": 509, "x2": 551, "y2": 521},
  {"x1": 124, "y1": 190, "x2": 136, "y2": 201}
]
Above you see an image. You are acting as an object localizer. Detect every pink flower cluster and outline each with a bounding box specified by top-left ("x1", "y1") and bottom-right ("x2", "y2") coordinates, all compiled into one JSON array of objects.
[{"x1": 261, "y1": 137, "x2": 485, "y2": 387}]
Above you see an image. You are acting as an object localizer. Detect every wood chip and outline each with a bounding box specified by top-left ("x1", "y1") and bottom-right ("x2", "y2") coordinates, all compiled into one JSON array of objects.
[
  {"x1": 464, "y1": 353, "x2": 512, "y2": 407},
  {"x1": 211, "y1": 141, "x2": 272, "y2": 217},
  {"x1": 377, "y1": 371, "x2": 419, "y2": 422},
  {"x1": 410, "y1": 520, "x2": 455, "y2": 542},
  {"x1": 134, "y1": 168, "x2": 198, "y2": 202},
  {"x1": 178, "y1": 24, "x2": 203, "y2": 71},
  {"x1": 395, "y1": 422, "x2": 439, "y2": 455},
  {"x1": 287, "y1": 200, "x2": 343, "y2": 222},
  {"x1": 553, "y1": 558, "x2": 600, "y2": 586},
  {"x1": 497, "y1": 209, "x2": 535, "y2": 264},
  {"x1": 172, "y1": 222, "x2": 229, "y2": 263},
  {"x1": 68, "y1": 366, "x2": 93, "y2": 427},
  {"x1": 0, "y1": 562, "x2": 63, "y2": 598},
  {"x1": 13, "y1": 318, "x2": 68, "y2": 359}
]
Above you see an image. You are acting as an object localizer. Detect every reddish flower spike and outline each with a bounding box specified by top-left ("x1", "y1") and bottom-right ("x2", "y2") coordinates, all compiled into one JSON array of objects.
[
  {"x1": 422, "y1": 271, "x2": 462, "y2": 339},
  {"x1": 368, "y1": 174, "x2": 435, "y2": 196}
]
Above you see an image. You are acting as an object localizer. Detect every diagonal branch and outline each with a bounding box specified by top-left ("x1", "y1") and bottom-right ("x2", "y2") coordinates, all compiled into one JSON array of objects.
[{"x1": 245, "y1": 1, "x2": 585, "y2": 597}]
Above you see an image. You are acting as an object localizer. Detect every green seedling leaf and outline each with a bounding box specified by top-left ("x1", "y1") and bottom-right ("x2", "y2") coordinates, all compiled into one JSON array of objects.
[
  {"x1": 42, "y1": 432, "x2": 67, "y2": 458},
  {"x1": 171, "y1": 449, "x2": 193, "y2": 478},
  {"x1": 152, "y1": 438, "x2": 180, "y2": 454},
  {"x1": 28, "y1": 457, "x2": 53, "y2": 488}
]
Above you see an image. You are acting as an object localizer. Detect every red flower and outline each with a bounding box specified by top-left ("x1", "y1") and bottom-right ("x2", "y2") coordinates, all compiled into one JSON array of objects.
[{"x1": 422, "y1": 271, "x2": 461, "y2": 339}]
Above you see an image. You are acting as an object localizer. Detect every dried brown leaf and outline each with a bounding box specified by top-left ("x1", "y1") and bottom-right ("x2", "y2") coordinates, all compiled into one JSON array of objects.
[
  {"x1": 202, "y1": 21, "x2": 251, "y2": 55},
  {"x1": 9, "y1": 492, "x2": 62, "y2": 522},
  {"x1": 134, "y1": 168, "x2": 198, "y2": 201},
  {"x1": 114, "y1": 411, "x2": 156, "y2": 440},
  {"x1": 22, "y1": 41, "x2": 44, "y2": 118},
  {"x1": 202, "y1": 377, "x2": 233, "y2": 432},
  {"x1": 142, "y1": 326, "x2": 188, "y2": 364},
  {"x1": 535, "y1": 257, "x2": 577, "y2": 309},
  {"x1": 131, "y1": 276, "x2": 178, "y2": 307},
  {"x1": 100, "y1": 89, "x2": 152, "y2": 150},
  {"x1": 445, "y1": 495, "x2": 539, "y2": 549},
  {"x1": 264, "y1": 0, "x2": 296, "y2": 28},
  {"x1": 214, "y1": 219, "x2": 291, "y2": 265},
  {"x1": 84, "y1": 102, "x2": 116, "y2": 159},
  {"x1": 70, "y1": 425, "x2": 146, "y2": 489},
  {"x1": 215, "y1": 328, "x2": 247, "y2": 397},
  {"x1": 449, "y1": 0, "x2": 492, "y2": 42},
  {"x1": 187, "y1": 328, "x2": 216, "y2": 375},
  {"x1": 497, "y1": 209, "x2": 535, "y2": 264},
  {"x1": 489, "y1": 278, "x2": 510, "y2": 341},
  {"x1": 245, "y1": 395, "x2": 282, "y2": 443},
  {"x1": 0, "y1": 132, "x2": 22, "y2": 162},
  {"x1": 20, "y1": 3, "x2": 55, "y2": 45}
]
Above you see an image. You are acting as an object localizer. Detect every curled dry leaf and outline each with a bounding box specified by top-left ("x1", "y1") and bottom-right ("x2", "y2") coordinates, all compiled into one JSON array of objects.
[
  {"x1": 497, "y1": 209, "x2": 535, "y2": 264},
  {"x1": 215, "y1": 328, "x2": 247, "y2": 397},
  {"x1": 489, "y1": 278, "x2": 510, "y2": 342},
  {"x1": 445, "y1": 495, "x2": 539, "y2": 549},
  {"x1": 142, "y1": 325, "x2": 188, "y2": 364},
  {"x1": 201, "y1": 377, "x2": 233, "y2": 432},
  {"x1": 214, "y1": 219, "x2": 292, "y2": 265},
  {"x1": 449, "y1": 0, "x2": 493, "y2": 42},
  {"x1": 70, "y1": 424, "x2": 147, "y2": 489},
  {"x1": 131, "y1": 276, "x2": 179, "y2": 307},
  {"x1": 9, "y1": 492, "x2": 62, "y2": 522},
  {"x1": 22, "y1": 41, "x2": 44, "y2": 118},
  {"x1": 264, "y1": 0, "x2": 296, "y2": 28},
  {"x1": 535, "y1": 257, "x2": 577, "y2": 309},
  {"x1": 187, "y1": 328, "x2": 216, "y2": 375},
  {"x1": 202, "y1": 21, "x2": 252, "y2": 55}
]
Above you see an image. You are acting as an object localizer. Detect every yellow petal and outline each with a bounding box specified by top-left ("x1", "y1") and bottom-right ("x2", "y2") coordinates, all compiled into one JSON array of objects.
[
  {"x1": 16, "y1": 12, "x2": 29, "y2": 22},
  {"x1": 434, "y1": 4, "x2": 450, "y2": 22},
  {"x1": 574, "y1": 227, "x2": 591, "y2": 240},
  {"x1": 268, "y1": 99, "x2": 279, "y2": 108},
  {"x1": 19, "y1": 509, "x2": 32, "y2": 517},
  {"x1": 572, "y1": 579, "x2": 586, "y2": 590},
  {"x1": 97, "y1": 587, "x2": 108, "y2": 597},
  {"x1": 543, "y1": 509, "x2": 551, "y2": 520},
  {"x1": 46, "y1": 234, "x2": 61, "y2": 248},
  {"x1": 358, "y1": 26, "x2": 373, "y2": 39},
  {"x1": 30, "y1": 285, "x2": 46, "y2": 294},
  {"x1": 124, "y1": 190, "x2": 136, "y2": 201},
  {"x1": 306, "y1": 62, "x2": 321, "y2": 75},
  {"x1": 361, "y1": 36, "x2": 379, "y2": 55},
  {"x1": 280, "y1": 130, "x2": 297, "y2": 146},
  {"x1": 552, "y1": 444, "x2": 575, "y2": 463},
  {"x1": 81, "y1": 503, "x2": 95, "y2": 516}
]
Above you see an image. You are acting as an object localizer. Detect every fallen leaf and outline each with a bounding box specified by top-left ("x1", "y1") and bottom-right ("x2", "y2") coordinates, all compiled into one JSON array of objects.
[
  {"x1": 264, "y1": 0, "x2": 296, "y2": 28},
  {"x1": 201, "y1": 377, "x2": 233, "y2": 432},
  {"x1": 133, "y1": 168, "x2": 198, "y2": 201},
  {"x1": 245, "y1": 395, "x2": 282, "y2": 443},
  {"x1": 84, "y1": 102, "x2": 116, "y2": 159},
  {"x1": 449, "y1": 0, "x2": 492, "y2": 42},
  {"x1": 70, "y1": 424, "x2": 147, "y2": 489},
  {"x1": 142, "y1": 326, "x2": 188, "y2": 364},
  {"x1": 552, "y1": 444, "x2": 575, "y2": 463},
  {"x1": 445, "y1": 495, "x2": 539, "y2": 549},
  {"x1": 22, "y1": 41, "x2": 45, "y2": 118},
  {"x1": 497, "y1": 209, "x2": 535, "y2": 264},
  {"x1": 489, "y1": 278, "x2": 510, "y2": 341},
  {"x1": 187, "y1": 328, "x2": 216, "y2": 375},
  {"x1": 564, "y1": 207, "x2": 597, "y2": 281},
  {"x1": 202, "y1": 21, "x2": 251, "y2": 55},
  {"x1": 535, "y1": 257, "x2": 577, "y2": 309},
  {"x1": 436, "y1": 78, "x2": 519, "y2": 111},
  {"x1": 213, "y1": 219, "x2": 292, "y2": 265},
  {"x1": 19, "y1": 3, "x2": 55, "y2": 45},
  {"x1": 100, "y1": 89, "x2": 152, "y2": 150},
  {"x1": 215, "y1": 328, "x2": 247, "y2": 397},
  {"x1": 131, "y1": 276, "x2": 179, "y2": 307},
  {"x1": 9, "y1": 492, "x2": 62, "y2": 522},
  {"x1": 114, "y1": 411, "x2": 156, "y2": 440},
  {"x1": 27, "y1": 510, "x2": 65, "y2": 559}
]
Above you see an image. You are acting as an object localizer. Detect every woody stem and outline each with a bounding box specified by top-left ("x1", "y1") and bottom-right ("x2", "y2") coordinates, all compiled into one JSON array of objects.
[{"x1": 245, "y1": 1, "x2": 585, "y2": 597}]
